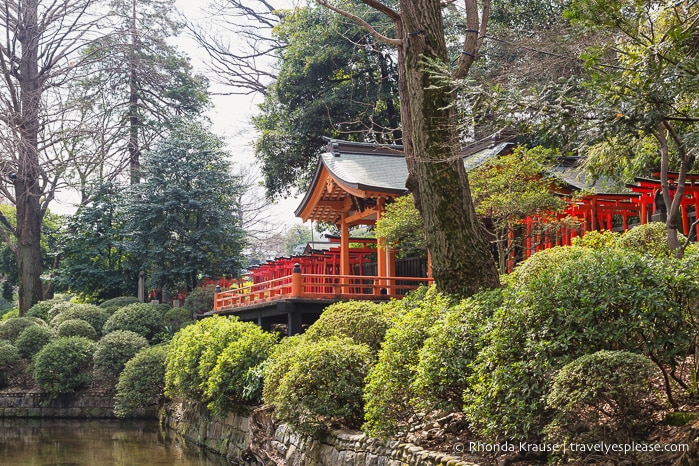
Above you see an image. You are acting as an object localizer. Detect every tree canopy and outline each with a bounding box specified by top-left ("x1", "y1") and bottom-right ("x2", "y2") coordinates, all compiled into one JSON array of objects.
[{"x1": 127, "y1": 119, "x2": 246, "y2": 291}]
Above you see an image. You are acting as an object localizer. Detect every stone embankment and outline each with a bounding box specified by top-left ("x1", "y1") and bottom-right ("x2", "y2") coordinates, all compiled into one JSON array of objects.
[
  {"x1": 0, "y1": 389, "x2": 117, "y2": 418},
  {"x1": 163, "y1": 401, "x2": 479, "y2": 466}
]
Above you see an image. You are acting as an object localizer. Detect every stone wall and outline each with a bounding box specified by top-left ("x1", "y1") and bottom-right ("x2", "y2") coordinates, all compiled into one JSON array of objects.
[
  {"x1": 0, "y1": 389, "x2": 117, "y2": 418},
  {"x1": 163, "y1": 401, "x2": 479, "y2": 466}
]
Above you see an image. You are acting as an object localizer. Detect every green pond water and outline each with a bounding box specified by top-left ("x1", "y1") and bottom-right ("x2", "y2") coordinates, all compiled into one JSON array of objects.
[{"x1": 0, "y1": 418, "x2": 228, "y2": 466}]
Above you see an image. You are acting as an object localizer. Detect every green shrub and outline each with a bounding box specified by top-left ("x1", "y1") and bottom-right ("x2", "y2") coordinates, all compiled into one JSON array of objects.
[
  {"x1": 411, "y1": 289, "x2": 501, "y2": 413},
  {"x1": 32, "y1": 337, "x2": 96, "y2": 397},
  {"x1": 163, "y1": 307, "x2": 193, "y2": 331},
  {"x1": 0, "y1": 317, "x2": 44, "y2": 343},
  {"x1": 544, "y1": 351, "x2": 656, "y2": 461},
  {"x1": 102, "y1": 303, "x2": 164, "y2": 341},
  {"x1": 93, "y1": 330, "x2": 149, "y2": 381},
  {"x1": 165, "y1": 315, "x2": 255, "y2": 399},
  {"x1": 263, "y1": 336, "x2": 372, "y2": 434},
  {"x1": 26, "y1": 298, "x2": 68, "y2": 322},
  {"x1": 14, "y1": 325, "x2": 54, "y2": 359},
  {"x1": 183, "y1": 285, "x2": 215, "y2": 315},
  {"x1": 56, "y1": 319, "x2": 98, "y2": 340},
  {"x1": 204, "y1": 324, "x2": 277, "y2": 415},
  {"x1": 503, "y1": 245, "x2": 589, "y2": 289},
  {"x1": 0, "y1": 307, "x2": 17, "y2": 320},
  {"x1": 99, "y1": 296, "x2": 140, "y2": 315},
  {"x1": 617, "y1": 222, "x2": 686, "y2": 257},
  {"x1": 304, "y1": 300, "x2": 395, "y2": 354},
  {"x1": 362, "y1": 287, "x2": 452, "y2": 437},
  {"x1": 465, "y1": 248, "x2": 699, "y2": 441},
  {"x1": 0, "y1": 343, "x2": 21, "y2": 388},
  {"x1": 114, "y1": 344, "x2": 168, "y2": 418},
  {"x1": 50, "y1": 304, "x2": 108, "y2": 336},
  {"x1": 570, "y1": 229, "x2": 619, "y2": 249},
  {"x1": 46, "y1": 301, "x2": 80, "y2": 322}
]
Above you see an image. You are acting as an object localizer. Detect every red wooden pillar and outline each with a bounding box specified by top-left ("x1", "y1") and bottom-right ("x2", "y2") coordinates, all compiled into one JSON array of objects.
[
  {"x1": 340, "y1": 213, "x2": 350, "y2": 293},
  {"x1": 682, "y1": 203, "x2": 690, "y2": 235}
]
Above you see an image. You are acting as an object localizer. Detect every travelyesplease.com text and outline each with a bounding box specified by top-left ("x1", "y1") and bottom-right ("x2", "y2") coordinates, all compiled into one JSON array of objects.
[{"x1": 457, "y1": 441, "x2": 689, "y2": 455}]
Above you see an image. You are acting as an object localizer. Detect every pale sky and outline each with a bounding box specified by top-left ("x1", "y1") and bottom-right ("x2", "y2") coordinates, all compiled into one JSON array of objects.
[{"x1": 52, "y1": 0, "x2": 304, "y2": 230}]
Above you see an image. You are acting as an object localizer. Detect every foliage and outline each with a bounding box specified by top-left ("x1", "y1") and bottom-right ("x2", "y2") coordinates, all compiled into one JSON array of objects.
[
  {"x1": 374, "y1": 194, "x2": 426, "y2": 258},
  {"x1": 102, "y1": 304, "x2": 164, "y2": 342},
  {"x1": 32, "y1": 337, "x2": 97, "y2": 398},
  {"x1": 99, "y1": 296, "x2": 141, "y2": 315},
  {"x1": 56, "y1": 319, "x2": 98, "y2": 341},
  {"x1": 0, "y1": 317, "x2": 43, "y2": 343},
  {"x1": 570, "y1": 230, "x2": 620, "y2": 249},
  {"x1": 204, "y1": 325, "x2": 277, "y2": 415},
  {"x1": 165, "y1": 315, "x2": 245, "y2": 399},
  {"x1": 465, "y1": 248, "x2": 699, "y2": 440},
  {"x1": 303, "y1": 301, "x2": 396, "y2": 354},
  {"x1": 502, "y1": 245, "x2": 588, "y2": 289},
  {"x1": 253, "y1": 5, "x2": 400, "y2": 198},
  {"x1": 163, "y1": 307, "x2": 193, "y2": 331},
  {"x1": 470, "y1": 146, "x2": 568, "y2": 273},
  {"x1": 0, "y1": 309, "x2": 18, "y2": 321},
  {"x1": 183, "y1": 285, "x2": 215, "y2": 315},
  {"x1": 26, "y1": 298, "x2": 69, "y2": 322},
  {"x1": 545, "y1": 350, "x2": 656, "y2": 461},
  {"x1": 50, "y1": 304, "x2": 108, "y2": 337},
  {"x1": 55, "y1": 183, "x2": 138, "y2": 301},
  {"x1": 263, "y1": 336, "x2": 372, "y2": 434},
  {"x1": 14, "y1": 325, "x2": 54, "y2": 359},
  {"x1": 411, "y1": 290, "x2": 502, "y2": 413},
  {"x1": 282, "y1": 224, "x2": 313, "y2": 256},
  {"x1": 616, "y1": 222, "x2": 686, "y2": 258},
  {"x1": 114, "y1": 344, "x2": 168, "y2": 418},
  {"x1": 127, "y1": 119, "x2": 245, "y2": 290},
  {"x1": 0, "y1": 343, "x2": 21, "y2": 388},
  {"x1": 362, "y1": 287, "x2": 453, "y2": 437},
  {"x1": 93, "y1": 330, "x2": 149, "y2": 381}
]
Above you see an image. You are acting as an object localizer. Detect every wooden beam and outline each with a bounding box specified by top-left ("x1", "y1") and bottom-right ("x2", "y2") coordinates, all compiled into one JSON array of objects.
[{"x1": 345, "y1": 207, "x2": 378, "y2": 225}]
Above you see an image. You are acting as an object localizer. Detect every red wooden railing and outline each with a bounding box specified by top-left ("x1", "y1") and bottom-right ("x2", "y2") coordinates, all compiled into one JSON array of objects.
[{"x1": 213, "y1": 268, "x2": 433, "y2": 312}]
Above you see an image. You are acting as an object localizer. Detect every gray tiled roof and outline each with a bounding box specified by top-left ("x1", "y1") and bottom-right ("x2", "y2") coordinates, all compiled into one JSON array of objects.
[{"x1": 320, "y1": 140, "x2": 515, "y2": 193}]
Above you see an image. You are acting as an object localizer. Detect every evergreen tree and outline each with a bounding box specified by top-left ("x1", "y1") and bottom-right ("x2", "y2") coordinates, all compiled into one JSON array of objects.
[{"x1": 127, "y1": 119, "x2": 245, "y2": 291}]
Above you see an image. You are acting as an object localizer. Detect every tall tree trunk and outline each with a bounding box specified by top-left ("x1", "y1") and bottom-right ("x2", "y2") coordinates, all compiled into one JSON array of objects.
[
  {"x1": 15, "y1": 0, "x2": 44, "y2": 314},
  {"x1": 398, "y1": 0, "x2": 499, "y2": 296}
]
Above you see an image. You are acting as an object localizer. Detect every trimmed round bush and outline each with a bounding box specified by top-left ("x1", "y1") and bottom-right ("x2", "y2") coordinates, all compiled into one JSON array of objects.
[
  {"x1": 114, "y1": 345, "x2": 168, "y2": 418},
  {"x1": 99, "y1": 296, "x2": 140, "y2": 315},
  {"x1": 50, "y1": 304, "x2": 108, "y2": 336},
  {"x1": 570, "y1": 229, "x2": 619, "y2": 249},
  {"x1": 0, "y1": 317, "x2": 43, "y2": 343},
  {"x1": 93, "y1": 330, "x2": 149, "y2": 380},
  {"x1": 183, "y1": 285, "x2": 215, "y2": 315},
  {"x1": 163, "y1": 307, "x2": 193, "y2": 331},
  {"x1": 165, "y1": 315, "x2": 253, "y2": 399},
  {"x1": 504, "y1": 245, "x2": 588, "y2": 289},
  {"x1": 32, "y1": 337, "x2": 96, "y2": 397},
  {"x1": 56, "y1": 319, "x2": 98, "y2": 340},
  {"x1": 263, "y1": 336, "x2": 372, "y2": 434},
  {"x1": 362, "y1": 287, "x2": 452, "y2": 437},
  {"x1": 15, "y1": 325, "x2": 54, "y2": 359},
  {"x1": 617, "y1": 222, "x2": 686, "y2": 257},
  {"x1": 204, "y1": 324, "x2": 277, "y2": 415},
  {"x1": 0, "y1": 343, "x2": 21, "y2": 388},
  {"x1": 411, "y1": 289, "x2": 502, "y2": 413},
  {"x1": 102, "y1": 303, "x2": 164, "y2": 341},
  {"x1": 545, "y1": 351, "x2": 656, "y2": 460},
  {"x1": 304, "y1": 300, "x2": 395, "y2": 354},
  {"x1": 26, "y1": 297, "x2": 69, "y2": 322},
  {"x1": 99, "y1": 296, "x2": 141, "y2": 315}
]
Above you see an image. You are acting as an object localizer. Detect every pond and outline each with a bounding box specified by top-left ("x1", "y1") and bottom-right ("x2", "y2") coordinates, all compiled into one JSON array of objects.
[{"x1": 0, "y1": 418, "x2": 228, "y2": 466}]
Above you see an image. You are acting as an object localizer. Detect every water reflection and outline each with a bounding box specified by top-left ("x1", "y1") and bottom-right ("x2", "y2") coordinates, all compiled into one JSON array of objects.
[{"x1": 0, "y1": 418, "x2": 228, "y2": 466}]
